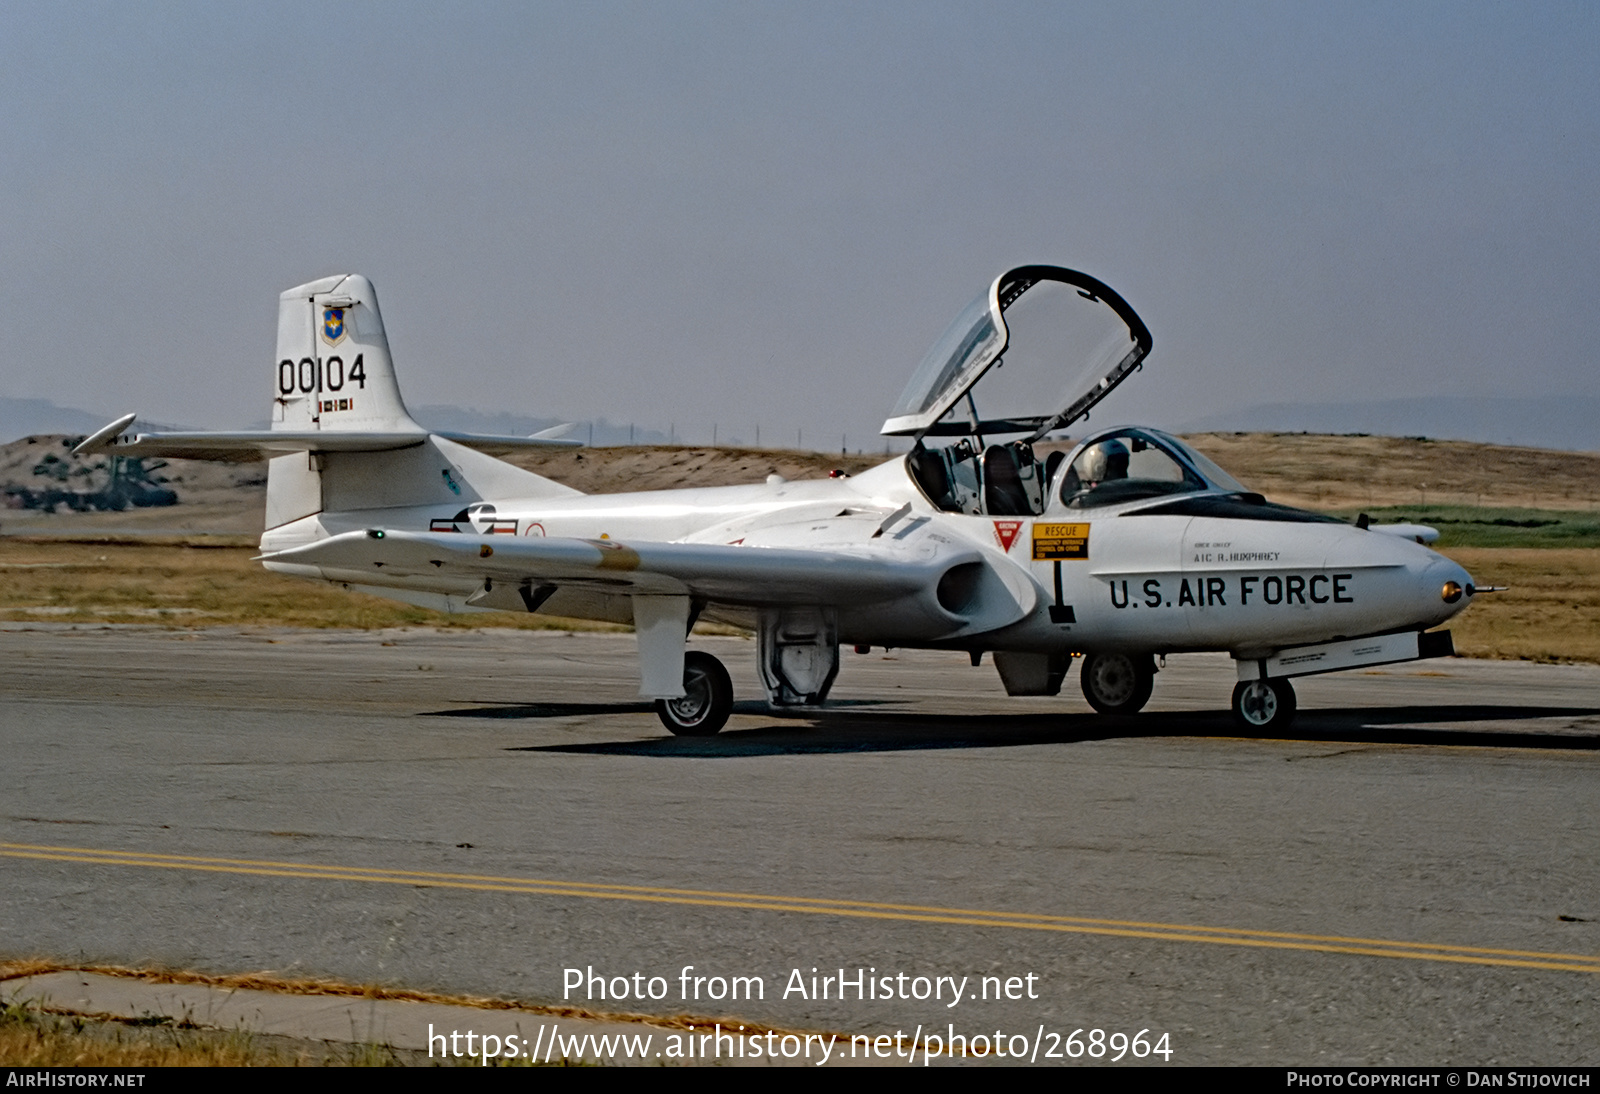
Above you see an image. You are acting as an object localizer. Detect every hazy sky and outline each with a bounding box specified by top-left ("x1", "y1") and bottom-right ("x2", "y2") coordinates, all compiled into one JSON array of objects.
[{"x1": 2, "y1": 1, "x2": 1594, "y2": 448}]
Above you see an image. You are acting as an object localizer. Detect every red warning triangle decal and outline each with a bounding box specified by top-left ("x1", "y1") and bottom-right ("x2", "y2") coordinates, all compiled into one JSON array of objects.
[{"x1": 993, "y1": 520, "x2": 1024, "y2": 552}]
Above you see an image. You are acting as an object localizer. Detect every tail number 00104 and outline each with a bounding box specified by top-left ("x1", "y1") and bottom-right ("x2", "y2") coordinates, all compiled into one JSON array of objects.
[{"x1": 278, "y1": 355, "x2": 366, "y2": 396}]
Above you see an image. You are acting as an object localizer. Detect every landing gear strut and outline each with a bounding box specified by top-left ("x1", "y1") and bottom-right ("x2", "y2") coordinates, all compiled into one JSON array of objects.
[
  {"x1": 1231, "y1": 678, "x2": 1297, "y2": 732},
  {"x1": 655, "y1": 651, "x2": 734, "y2": 736},
  {"x1": 1080, "y1": 652, "x2": 1155, "y2": 715}
]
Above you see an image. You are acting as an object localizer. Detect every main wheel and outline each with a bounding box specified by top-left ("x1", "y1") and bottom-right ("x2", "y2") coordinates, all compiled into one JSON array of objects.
[
  {"x1": 655, "y1": 651, "x2": 734, "y2": 736},
  {"x1": 1080, "y1": 652, "x2": 1155, "y2": 715},
  {"x1": 1231, "y1": 678, "x2": 1297, "y2": 732}
]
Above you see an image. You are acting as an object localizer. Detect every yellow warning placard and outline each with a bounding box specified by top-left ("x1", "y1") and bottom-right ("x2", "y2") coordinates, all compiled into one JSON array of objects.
[{"x1": 1032, "y1": 522, "x2": 1090, "y2": 560}]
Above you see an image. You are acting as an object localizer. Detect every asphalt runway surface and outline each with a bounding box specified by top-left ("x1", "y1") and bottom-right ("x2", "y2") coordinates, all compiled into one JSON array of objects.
[{"x1": 3, "y1": 624, "x2": 1598, "y2": 1066}]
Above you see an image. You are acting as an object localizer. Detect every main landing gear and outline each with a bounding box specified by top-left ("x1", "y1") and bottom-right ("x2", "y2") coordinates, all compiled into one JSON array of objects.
[
  {"x1": 655, "y1": 651, "x2": 734, "y2": 736},
  {"x1": 1231, "y1": 678, "x2": 1297, "y2": 732},
  {"x1": 1080, "y1": 652, "x2": 1156, "y2": 715}
]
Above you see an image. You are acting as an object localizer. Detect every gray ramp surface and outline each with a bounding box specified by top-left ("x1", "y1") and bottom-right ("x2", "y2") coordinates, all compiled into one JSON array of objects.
[{"x1": 2, "y1": 625, "x2": 1598, "y2": 1066}]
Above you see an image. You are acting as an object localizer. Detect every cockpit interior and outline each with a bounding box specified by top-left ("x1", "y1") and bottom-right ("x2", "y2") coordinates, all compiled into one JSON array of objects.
[
  {"x1": 907, "y1": 438, "x2": 1052, "y2": 517},
  {"x1": 907, "y1": 427, "x2": 1251, "y2": 517},
  {"x1": 883, "y1": 265, "x2": 1293, "y2": 519}
]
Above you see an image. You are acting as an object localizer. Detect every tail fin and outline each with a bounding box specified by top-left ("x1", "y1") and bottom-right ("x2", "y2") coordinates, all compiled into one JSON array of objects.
[
  {"x1": 74, "y1": 273, "x2": 582, "y2": 533},
  {"x1": 265, "y1": 274, "x2": 581, "y2": 530},
  {"x1": 273, "y1": 274, "x2": 418, "y2": 433},
  {"x1": 270, "y1": 273, "x2": 420, "y2": 526}
]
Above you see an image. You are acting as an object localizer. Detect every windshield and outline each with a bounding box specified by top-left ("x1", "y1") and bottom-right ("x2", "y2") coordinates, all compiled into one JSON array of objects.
[
  {"x1": 1058, "y1": 429, "x2": 1208, "y2": 509},
  {"x1": 1160, "y1": 434, "x2": 1249, "y2": 493}
]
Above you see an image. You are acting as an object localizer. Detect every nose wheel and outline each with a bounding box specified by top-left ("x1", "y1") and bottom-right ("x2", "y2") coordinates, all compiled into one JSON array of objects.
[
  {"x1": 655, "y1": 651, "x2": 734, "y2": 736},
  {"x1": 1080, "y1": 652, "x2": 1155, "y2": 715},
  {"x1": 1231, "y1": 678, "x2": 1297, "y2": 731}
]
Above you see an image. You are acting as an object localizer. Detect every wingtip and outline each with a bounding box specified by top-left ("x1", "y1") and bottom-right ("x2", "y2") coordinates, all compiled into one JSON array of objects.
[{"x1": 72, "y1": 412, "x2": 138, "y2": 455}]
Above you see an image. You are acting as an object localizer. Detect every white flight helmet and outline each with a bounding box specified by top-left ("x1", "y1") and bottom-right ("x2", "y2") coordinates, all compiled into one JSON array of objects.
[{"x1": 1081, "y1": 438, "x2": 1130, "y2": 482}]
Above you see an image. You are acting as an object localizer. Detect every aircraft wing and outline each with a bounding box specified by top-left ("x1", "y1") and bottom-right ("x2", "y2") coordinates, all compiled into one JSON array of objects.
[{"x1": 260, "y1": 528, "x2": 963, "y2": 607}]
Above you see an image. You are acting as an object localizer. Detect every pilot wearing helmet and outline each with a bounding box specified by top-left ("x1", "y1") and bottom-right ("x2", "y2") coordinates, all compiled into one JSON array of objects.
[
  {"x1": 1061, "y1": 436, "x2": 1132, "y2": 508},
  {"x1": 1080, "y1": 438, "x2": 1130, "y2": 486}
]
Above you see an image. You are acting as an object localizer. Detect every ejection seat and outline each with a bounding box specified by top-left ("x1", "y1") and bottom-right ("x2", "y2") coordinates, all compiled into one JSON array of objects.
[
  {"x1": 982, "y1": 442, "x2": 1044, "y2": 516},
  {"x1": 907, "y1": 446, "x2": 952, "y2": 510}
]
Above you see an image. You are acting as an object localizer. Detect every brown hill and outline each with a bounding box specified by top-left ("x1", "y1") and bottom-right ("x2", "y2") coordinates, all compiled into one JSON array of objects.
[
  {"x1": 1181, "y1": 432, "x2": 1600, "y2": 512},
  {"x1": 449, "y1": 435, "x2": 1600, "y2": 512},
  {"x1": 497, "y1": 445, "x2": 884, "y2": 494},
  {"x1": 1, "y1": 432, "x2": 1595, "y2": 536}
]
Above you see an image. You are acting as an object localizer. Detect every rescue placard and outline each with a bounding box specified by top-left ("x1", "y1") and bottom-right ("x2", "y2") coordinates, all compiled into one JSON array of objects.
[{"x1": 1032, "y1": 522, "x2": 1090, "y2": 560}]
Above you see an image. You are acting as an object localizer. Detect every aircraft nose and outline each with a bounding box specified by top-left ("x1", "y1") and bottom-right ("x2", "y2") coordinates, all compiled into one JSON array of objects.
[{"x1": 1423, "y1": 555, "x2": 1475, "y2": 621}]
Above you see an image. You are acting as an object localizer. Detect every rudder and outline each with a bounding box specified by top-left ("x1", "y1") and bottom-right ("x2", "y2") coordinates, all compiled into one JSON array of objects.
[{"x1": 273, "y1": 274, "x2": 418, "y2": 433}]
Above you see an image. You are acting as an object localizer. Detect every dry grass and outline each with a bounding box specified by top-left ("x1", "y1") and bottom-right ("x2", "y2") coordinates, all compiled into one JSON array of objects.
[
  {"x1": 1181, "y1": 433, "x2": 1600, "y2": 512},
  {"x1": 1321, "y1": 506, "x2": 1600, "y2": 549},
  {"x1": 0, "y1": 1002, "x2": 312, "y2": 1066},
  {"x1": 2, "y1": 539, "x2": 1595, "y2": 662},
  {"x1": 0, "y1": 998, "x2": 564, "y2": 1066},
  {"x1": 0, "y1": 960, "x2": 808, "y2": 1065},
  {"x1": 0, "y1": 959, "x2": 792, "y2": 1036},
  {"x1": 1437, "y1": 548, "x2": 1600, "y2": 664},
  {"x1": 0, "y1": 958, "x2": 617, "y2": 1015},
  {"x1": 3, "y1": 435, "x2": 1596, "y2": 660},
  {"x1": 0, "y1": 537, "x2": 624, "y2": 631}
]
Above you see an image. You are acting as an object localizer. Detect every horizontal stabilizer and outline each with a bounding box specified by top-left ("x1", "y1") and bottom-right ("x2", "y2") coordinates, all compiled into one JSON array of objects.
[
  {"x1": 74, "y1": 423, "x2": 579, "y2": 462},
  {"x1": 1369, "y1": 522, "x2": 1440, "y2": 544}
]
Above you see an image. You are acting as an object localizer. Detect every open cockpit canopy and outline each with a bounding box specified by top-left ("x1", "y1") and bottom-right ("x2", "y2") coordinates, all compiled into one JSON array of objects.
[
  {"x1": 887, "y1": 272, "x2": 1345, "y2": 523},
  {"x1": 881, "y1": 266, "x2": 1151, "y2": 440}
]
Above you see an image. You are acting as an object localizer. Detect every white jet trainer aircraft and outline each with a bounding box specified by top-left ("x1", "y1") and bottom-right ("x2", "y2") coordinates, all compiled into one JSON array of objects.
[{"x1": 77, "y1": 266, "x2": 1478, "y2": 736}]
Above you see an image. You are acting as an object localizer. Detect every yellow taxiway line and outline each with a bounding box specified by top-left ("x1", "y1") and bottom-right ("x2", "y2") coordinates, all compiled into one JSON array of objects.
[{"x1": 5, "y1": 841, "x2": 1598, "y2": 975}]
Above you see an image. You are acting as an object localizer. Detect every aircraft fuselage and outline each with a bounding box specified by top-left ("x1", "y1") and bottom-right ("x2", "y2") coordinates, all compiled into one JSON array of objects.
[{"x1": 264, "y1": 450, "x2": 1471, "y2": 661}]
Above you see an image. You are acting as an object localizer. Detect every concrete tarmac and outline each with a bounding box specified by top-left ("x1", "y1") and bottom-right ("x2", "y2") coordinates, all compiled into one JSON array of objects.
[{"x1": 2, "y1": 624, "x2": 1598, "y2": 1066}]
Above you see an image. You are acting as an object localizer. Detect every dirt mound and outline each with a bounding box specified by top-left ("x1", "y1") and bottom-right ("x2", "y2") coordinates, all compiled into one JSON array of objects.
[
  {"x1": 0, "y1": 434, "x2": 267, "y2": 533},
  {"x1": 0, "y1": 434, "x2": 264, "y2": 507},
  {"x1": 2, "y1": 432, "x2": 1593, "y2": 535},
  {"x1": 499, "y1": 445, "x2": 886, "y2": 493}
]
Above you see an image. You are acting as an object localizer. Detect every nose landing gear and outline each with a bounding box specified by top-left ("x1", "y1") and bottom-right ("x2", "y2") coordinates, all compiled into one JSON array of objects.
[
  {"x1": 655, "y1": 651, "x2": 734, "y2": 736},
  {"x1": 1231, "y1": 678, "x2": 1297, "y2": 732}
]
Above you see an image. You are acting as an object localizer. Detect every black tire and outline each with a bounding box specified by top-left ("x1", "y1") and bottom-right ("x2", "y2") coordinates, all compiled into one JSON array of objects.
[
  {"x1": 655, "y1": 651, "x2": 734, "y2": 736},
  {"x1": 1231, "y1": 678, "x2": 1297, "y2": 732},
  {"x1": 1079, "y1": 652, "x2": 1155, "y2": 715}
]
